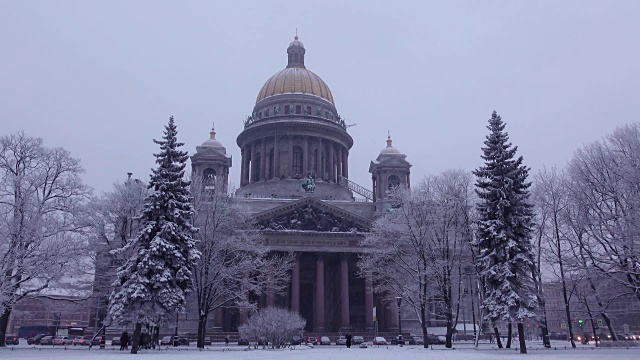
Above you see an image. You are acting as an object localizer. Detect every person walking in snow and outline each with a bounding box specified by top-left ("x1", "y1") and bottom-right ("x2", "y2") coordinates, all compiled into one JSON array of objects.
[
  {"x1": 346, "y1": 333, "x2": 352, "y2": 348},
  {"x1": 121, "y1": 331, "x2": 129, "y2": 350}
]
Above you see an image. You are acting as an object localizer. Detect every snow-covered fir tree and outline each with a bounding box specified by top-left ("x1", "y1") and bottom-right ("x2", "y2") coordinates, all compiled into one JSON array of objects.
[
  {"x1": 108, "y1": 117, "x2": 200, "y2": 354},
  {"x1": 473, "y1": 111, "x2": 538, "y2": 354}
]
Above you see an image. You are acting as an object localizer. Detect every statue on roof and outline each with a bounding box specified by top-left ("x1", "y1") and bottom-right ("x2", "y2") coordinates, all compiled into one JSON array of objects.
[{"x1": 302, "y1": 173, "x2": 316, "y2": 192}]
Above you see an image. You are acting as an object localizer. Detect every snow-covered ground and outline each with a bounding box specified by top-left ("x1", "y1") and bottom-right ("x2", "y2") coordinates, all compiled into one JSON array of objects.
[{"x1": 2, "y1": 342, "x2": 640, "y2": 360}]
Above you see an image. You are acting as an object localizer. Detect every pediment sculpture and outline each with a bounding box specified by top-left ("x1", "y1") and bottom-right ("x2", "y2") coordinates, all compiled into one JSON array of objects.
[{"x1": 257, "y1": 204, "x2": 362, "y2": 233}]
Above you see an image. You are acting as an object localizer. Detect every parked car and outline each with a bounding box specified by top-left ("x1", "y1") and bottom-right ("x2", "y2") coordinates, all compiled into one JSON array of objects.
[
  {"x1": 373, "y1": 336, "x2": 387, "y2": 345},
  {"x1": 111, "y1": 337, "x2": 121, "y2": 346},
  {"x1": 352, "y1": 335, "x2": 364, "y2": 344},
  {"x1": 91, "y1": 336, "x2": 105, "y2": 346},
  {"x1": 305, "y1": 337, "x2": 318, "y2": 345},
  {"x1": 203, "y1": 337, "x2": 212, "y2": 346},
  {"x1": 72, "y1": 336, "x2": 89, "y2": 346},
  {"x1": 426, "y1": 334, "x2": 446, "y2": 345},
  {"x1": 408, "y1": 336, "x2": 424, "y2": 345},
  {"x1": 53, "y1": 336, "x2": 72, "y2": 345},
  {"x1": 237, "y1": 338, "x2": 249, "y2": 346},
  {"x1": 40, "y1": 336, "x2": 54, "y2": 345},
  {"x1": 160, "y1": 336, "x2": 172, "y2": 346},
  {"x1": 320, "y1": 336, "x2": 331, "y2": 345},
  {"x1": 28, "y1": 334, "x2": 47, "y2": 345},
  {"x1": 4, "y1": 334, "x2": 19, "y2": 345},
  {"x1": 390, "y1": 335, "x2": 405, "y2": 345},
  {"x1": 291, "y1": 336, "x2": 302, "y2": 345},
  {"x1": 171, "y1": 335, "x2": 190, "y2": 346},
  {"x1": 336, "y1": 336, "x2": 347, "y2": 345}
]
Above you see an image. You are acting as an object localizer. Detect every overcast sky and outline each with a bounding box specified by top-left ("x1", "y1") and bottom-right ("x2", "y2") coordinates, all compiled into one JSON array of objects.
[{"x1": 2, "y1": 1, "x2": 639, "y2": 194}]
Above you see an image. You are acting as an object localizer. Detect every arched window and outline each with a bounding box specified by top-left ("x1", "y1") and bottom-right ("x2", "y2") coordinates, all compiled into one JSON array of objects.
[
  {"x1": 388, "y1": 175, "x2": 401, "y2": 190},
  {"x1": 293, "y1": 146, "x2": 303, "y2": 176},
  {"x1": 254, "y1": 152, "x2": 261, "y2": 181},
  {"x1": 203, "y1": 168, "x2": 216, "y2": 190}
]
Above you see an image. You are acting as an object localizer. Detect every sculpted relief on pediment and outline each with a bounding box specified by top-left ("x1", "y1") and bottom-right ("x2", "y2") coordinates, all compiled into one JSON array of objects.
[{"x1": 257, "y1": 204, "x2": 366, "y2": 233}]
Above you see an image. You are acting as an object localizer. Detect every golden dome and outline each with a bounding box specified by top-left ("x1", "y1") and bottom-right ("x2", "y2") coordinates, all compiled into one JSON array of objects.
[{"x1": 255, "y1": 67, "x2": 335, "y2": 105}]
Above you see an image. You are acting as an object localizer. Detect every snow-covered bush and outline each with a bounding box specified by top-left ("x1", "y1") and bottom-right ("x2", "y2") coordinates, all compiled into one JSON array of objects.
[{"x1": 238, "y1": 307, "x2": 306, "y2": 349}]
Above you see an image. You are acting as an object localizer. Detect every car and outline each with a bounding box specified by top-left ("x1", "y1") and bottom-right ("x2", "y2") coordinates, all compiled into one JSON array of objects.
[
  {"x1": 27, "y1": 334, "x2": 47, "y2": 345},
  {"x1": 426, "y1": 334, "x2": 446, "y2": 345},
  {"x1": 203, "y1": 337, "x2": 212, "y2": 346},
  {"x1": 112, "y1": 337, "x2": 121, "y2": 346},
  {"x1": 320, "y1": 336, "x2": 331, "y2": 345},
  {"x1": 373, "y1": 336, "x2": 387, "y2": 345},
  {"x1": 160, "y1": 336, "x2": 172, "y2": 346},
  {"x1": 171, "y1": 335, "x2": 190, "y2": 346},
  {"x1": 53, "y1": 336, "x2": 72, "y2": 345},
  {"x1": 336, "y1": 336, "x2": 347, "y2": 345},
  {"x1": 237, "y1": 338, "x2": 249, "y2": 346},
  {"x1": 91, "y1": 336, "x2": 105, "y2": 346},
  {"x1": 352, "y1": 335, "x2": 364, "y2": 344},
  {"x1": 72, "y1": 336, "x2": 89, "y2": 346},
  {"x1": 408, "y1": 336, "x2": 424, "y2": 345},
  {"x1": 257, "y1": 337, "x2": 268, "y2": 346},
  {"x1": 291, "y1": 336, "x2": 302, "y2": 345},
  {"x1": 305, "y1": 337, "x2": 318, "y2": 345},
  {"x1": 40, "y1": 336, "x2": 54, "y2": 345},
  {"x1": 5, "y1": 334, "x2": 19, "y2": 345},
  {"x1": 390, "y1": 335, "x2": 405, "y2": 345}
]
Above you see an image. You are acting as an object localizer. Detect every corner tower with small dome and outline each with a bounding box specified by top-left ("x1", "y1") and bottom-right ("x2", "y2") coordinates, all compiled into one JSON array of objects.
[
  {"x1": 190, "y1": 124, "x2": 232, "y2": 193},
  {"x1": 369, "y1": 134, "x2": 412, "y2": 210}
]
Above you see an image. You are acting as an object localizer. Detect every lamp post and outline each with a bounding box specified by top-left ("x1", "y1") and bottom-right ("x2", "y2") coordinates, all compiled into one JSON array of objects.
[
  {"x1": 465, "y1": 267, "x2": 477, "y2": 339},
  {"x1": 396, "y1": 296, "x2": 402, "y2": 337},
  {"x1": 174, "y1": 310, "x2": 179, "y2": 337}
]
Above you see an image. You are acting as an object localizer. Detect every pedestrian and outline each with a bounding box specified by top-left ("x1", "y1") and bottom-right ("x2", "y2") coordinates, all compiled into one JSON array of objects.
[
  {"x1": 225, "y1": 336, "x2": 229, "y2": 346},
  {"x1": 120, "y1": 332, "x2": 126, "y2": 351},
  {"x1": 489, "y1": 334, "x2": 493, "y2": 344},
  {"x1": 122, "y1": 331, "x2": 130, "y2": 350},
  {"x1": 346, "y1": 333, "x2": 352, "y2": 348}
]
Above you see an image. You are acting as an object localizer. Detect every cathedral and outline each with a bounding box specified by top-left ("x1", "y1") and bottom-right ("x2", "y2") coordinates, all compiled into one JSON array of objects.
[{"x1": 190, "y1": 36, "x2": 412, "y2": 334}]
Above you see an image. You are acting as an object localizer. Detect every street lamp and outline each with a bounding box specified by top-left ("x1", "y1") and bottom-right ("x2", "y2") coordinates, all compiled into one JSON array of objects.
[{"x1": 396, "y1": 296, "x2": 403, "y2": 338}]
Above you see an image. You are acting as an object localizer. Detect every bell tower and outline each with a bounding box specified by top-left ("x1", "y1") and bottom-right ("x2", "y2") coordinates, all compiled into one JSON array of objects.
[
  {"x1": 190, "y1": 123, "x2": 232, "y2": 193},
  {"x1": 369, "y1": 133, "x2": 411, "y2": 211}
]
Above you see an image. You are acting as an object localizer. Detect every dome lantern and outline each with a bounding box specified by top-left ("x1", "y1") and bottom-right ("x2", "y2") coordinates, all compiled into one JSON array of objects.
[
  {"x1": 287, "y1": 35, "x2": 306, "y2": 68},
  {"x1": 199, "y1": 122, "x2": 227, "y2": 154},
  {"x1": 379, "y1": 131, "x2": 402, "y2": 155}
]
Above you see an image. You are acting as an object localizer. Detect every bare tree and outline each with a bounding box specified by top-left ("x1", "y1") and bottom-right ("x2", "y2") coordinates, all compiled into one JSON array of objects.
[
  {"x1": 190, "y1": 177, "x2": 292, "y2": 348},
  {"x1": 0, "y1": 132, "x2": 90, "y2": 346},
  {"x1": 533, "y1": 167, "x2": 577, "y2": 348},
  {"x1": 567, "y1": 123, "x2": 640, "y2": 302},
  {"x1": 358, "y1": 170, "x2": 473, "y2": 349},
  {"x1": 84, "y1": 175, "x2": 149, "y2": 338}
]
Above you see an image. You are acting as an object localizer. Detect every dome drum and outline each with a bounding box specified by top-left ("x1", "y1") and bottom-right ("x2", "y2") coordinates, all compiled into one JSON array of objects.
[{"x1": 237, "y1": 123, "x2": 352, "y2": 188}]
